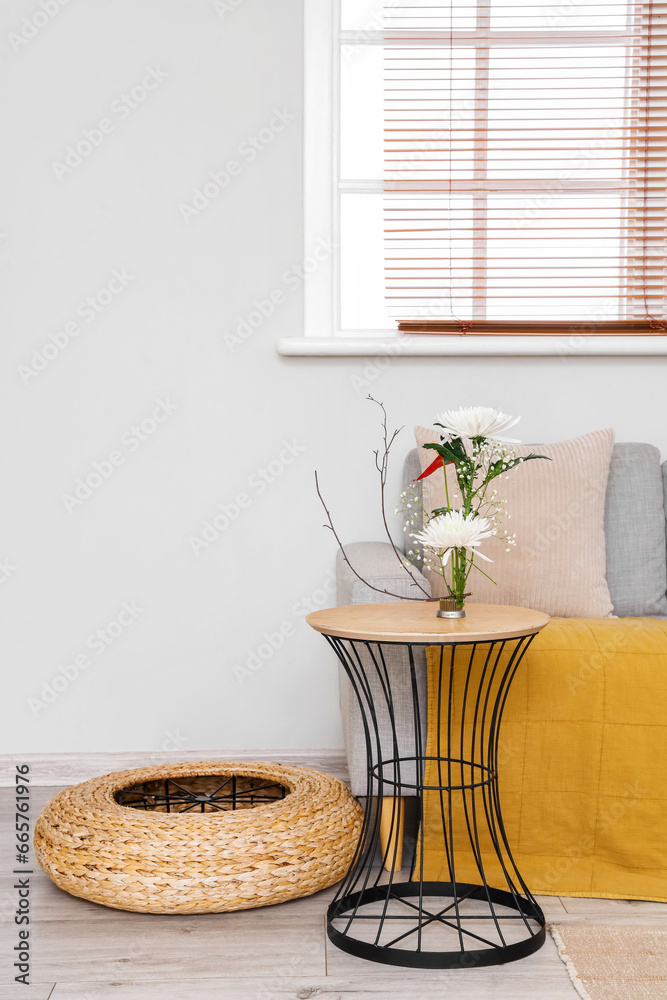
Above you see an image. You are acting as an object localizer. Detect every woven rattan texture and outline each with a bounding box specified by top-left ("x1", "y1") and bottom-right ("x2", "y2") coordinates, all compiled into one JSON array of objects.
[{"x1": 34, "y1": 760, "x2": 363, "y2": 914}]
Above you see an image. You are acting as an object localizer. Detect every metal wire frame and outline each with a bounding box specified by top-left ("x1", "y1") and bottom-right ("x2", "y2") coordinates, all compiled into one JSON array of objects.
[
  {"x1": 326, "y1": 633, "x2": 545, "y2": 969},
  {"x1": 116, "y1": 776, "x2": 288, "y2": 814}
]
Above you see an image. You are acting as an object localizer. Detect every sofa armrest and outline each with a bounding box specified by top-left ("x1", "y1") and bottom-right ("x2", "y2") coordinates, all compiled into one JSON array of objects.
[{"x1": 336, "y1": 541, "x2": 431, "y2": 606}]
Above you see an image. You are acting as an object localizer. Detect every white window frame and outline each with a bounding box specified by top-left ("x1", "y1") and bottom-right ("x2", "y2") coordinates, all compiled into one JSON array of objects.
[{"x1": 276, "y1": 0, "x2": 667, "y2": 357}]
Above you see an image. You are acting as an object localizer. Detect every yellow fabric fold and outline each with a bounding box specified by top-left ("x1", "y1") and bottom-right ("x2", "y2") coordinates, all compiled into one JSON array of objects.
[{"x1": 418, "y1": 618, "x2": 667, "y2": 900}]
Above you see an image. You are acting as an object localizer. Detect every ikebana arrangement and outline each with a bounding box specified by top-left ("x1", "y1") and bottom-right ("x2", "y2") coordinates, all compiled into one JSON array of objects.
[
  {"x1": 316, "y1": 399, "x2": 548, "y2": 618},
  {"x1": 401, "y1": 406, "x2": 547, "y2": 617}
]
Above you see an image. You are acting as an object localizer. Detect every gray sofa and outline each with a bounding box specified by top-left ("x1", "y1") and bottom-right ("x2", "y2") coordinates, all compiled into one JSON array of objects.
[{"x1": 337, "y1": 443, "x2": 667, "y2": 795}]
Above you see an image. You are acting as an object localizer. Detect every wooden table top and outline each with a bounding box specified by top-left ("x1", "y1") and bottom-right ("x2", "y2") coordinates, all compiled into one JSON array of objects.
[{"x1": 306, "y1": 601, "x2": 550, "y2": 644}]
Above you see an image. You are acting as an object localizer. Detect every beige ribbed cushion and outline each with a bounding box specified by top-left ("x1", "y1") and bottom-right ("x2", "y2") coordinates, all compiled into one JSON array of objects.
[{"x1": 414, "y1": 426, "x2": 615, "y2": 617}]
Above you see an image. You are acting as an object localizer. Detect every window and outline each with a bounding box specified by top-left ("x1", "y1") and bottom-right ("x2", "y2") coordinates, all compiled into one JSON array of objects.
[
  {"x1": 383, "y1": 0, "x2": 667, "y2": 334},
  {"x1": 282, "y1": 0, "x2": 666, "y2": 354}
]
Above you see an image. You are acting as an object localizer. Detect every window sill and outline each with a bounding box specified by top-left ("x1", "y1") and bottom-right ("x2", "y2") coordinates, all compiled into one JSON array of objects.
[{"x1": 277, "y1": 335, "x2": 667, "y2": 358}]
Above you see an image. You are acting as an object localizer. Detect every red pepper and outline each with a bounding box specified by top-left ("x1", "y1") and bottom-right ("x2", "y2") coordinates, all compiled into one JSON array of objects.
[{"x1": 416, "y1": 455, "x2": 452, "y2": 481}]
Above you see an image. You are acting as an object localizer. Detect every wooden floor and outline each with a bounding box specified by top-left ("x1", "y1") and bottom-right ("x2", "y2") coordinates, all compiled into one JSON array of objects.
[{"x1": 2, "y1": 785, "x2": 665, "y2": 999}]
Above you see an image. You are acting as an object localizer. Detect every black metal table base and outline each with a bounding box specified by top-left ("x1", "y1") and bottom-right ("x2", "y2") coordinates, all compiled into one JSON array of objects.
[
  {"x1": 328, "y1": 882, "x2": 545, "y2": 969},
  {"x1": 326, "y1": 633, "x2": 546, "y2": 969}
]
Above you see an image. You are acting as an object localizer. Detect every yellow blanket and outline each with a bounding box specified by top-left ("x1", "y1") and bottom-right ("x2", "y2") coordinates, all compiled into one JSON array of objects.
[{"x1": 419, "y1": 617, "x2": 667, "y2": 900}]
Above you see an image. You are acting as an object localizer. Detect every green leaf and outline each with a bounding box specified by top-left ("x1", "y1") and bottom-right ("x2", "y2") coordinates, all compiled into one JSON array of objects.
[
  {"x1": 485, "y1": 452, "x2": 550, "y2": 482},
  {"x1": 448, "y1": 437, "x2": 468, "y2": 462},
  {"x1": 423, "y1": 441, "x2": 459, "y2": 465}
]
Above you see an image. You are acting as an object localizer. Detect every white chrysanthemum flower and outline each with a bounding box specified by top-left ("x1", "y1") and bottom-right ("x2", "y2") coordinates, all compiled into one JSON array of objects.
[
  {"x1": 412, "y1": 510, "x2": 495, "y2": 566},
  {"x1": 435, "y1": 406, "x2": 520, "y2": 442}
]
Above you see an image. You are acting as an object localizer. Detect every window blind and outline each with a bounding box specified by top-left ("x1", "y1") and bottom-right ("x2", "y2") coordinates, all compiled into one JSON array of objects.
[{"x1": 383, "y1": 0, "x2": 667, "y2": 334}]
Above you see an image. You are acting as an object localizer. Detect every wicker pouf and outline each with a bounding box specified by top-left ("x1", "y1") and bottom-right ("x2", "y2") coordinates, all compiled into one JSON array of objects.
[{"x1": 34, "y1": 760, "x2": 363, "y2": 914}]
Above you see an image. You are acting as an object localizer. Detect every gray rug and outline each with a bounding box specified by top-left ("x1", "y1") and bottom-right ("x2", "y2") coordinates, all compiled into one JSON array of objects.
[{"x1": 550, "y1": 924, "x2": 667, "y2": 1000}]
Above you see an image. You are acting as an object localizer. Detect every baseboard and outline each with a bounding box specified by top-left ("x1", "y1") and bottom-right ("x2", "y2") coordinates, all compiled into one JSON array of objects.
[{"x1": 0, "y1": 749, "x2": 349, "y2": 786}]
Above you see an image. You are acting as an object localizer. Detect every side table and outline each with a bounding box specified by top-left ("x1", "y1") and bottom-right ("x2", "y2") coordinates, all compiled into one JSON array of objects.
[{"x1": 306, "y1": 601, "x2": 550, "y2": 969}]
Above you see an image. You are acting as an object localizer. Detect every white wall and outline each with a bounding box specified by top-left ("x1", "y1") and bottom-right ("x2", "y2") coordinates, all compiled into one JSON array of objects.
[{"x1": 2, "y1": 0, "x2": 666, "y2": 755}]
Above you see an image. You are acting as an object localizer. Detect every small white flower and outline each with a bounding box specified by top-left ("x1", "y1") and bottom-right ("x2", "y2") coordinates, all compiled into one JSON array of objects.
[
  {"x1": 412, "y1": 510, "x2": 495, "y2": 566},
  {"x1": 435, "y1": 406, "x2": 520, "y2": 442}
]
